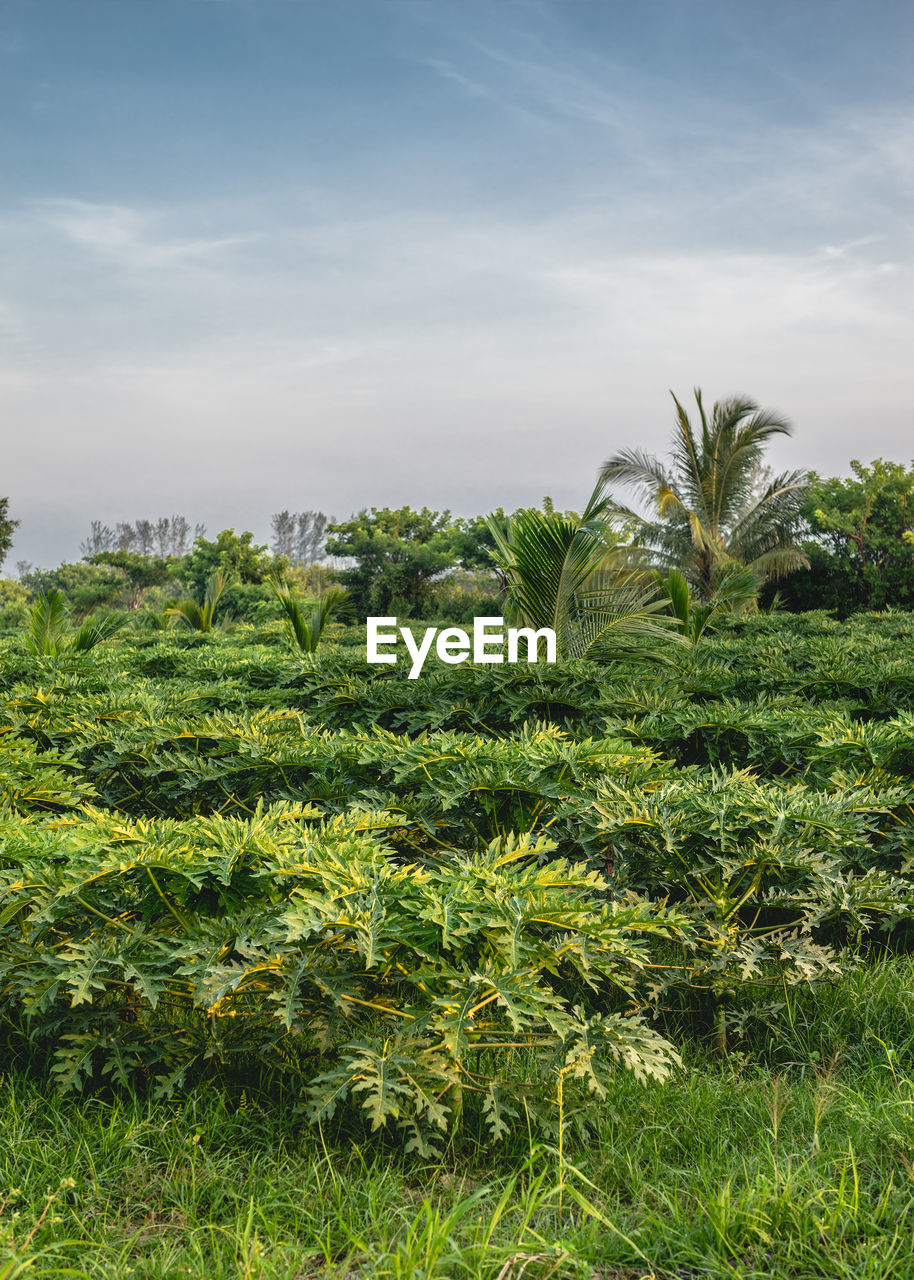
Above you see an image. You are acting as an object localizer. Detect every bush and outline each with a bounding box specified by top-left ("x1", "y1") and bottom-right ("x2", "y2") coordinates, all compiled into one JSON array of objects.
[
  {"x1": 20, "y1": 562, "x2": 126, "y2": 615},
  {"x1": 0, "y1": 577, "x2": 29, "y2": 630},
  {"x1": 429, "y1": 570, "x2": 502, "y2": 624}
]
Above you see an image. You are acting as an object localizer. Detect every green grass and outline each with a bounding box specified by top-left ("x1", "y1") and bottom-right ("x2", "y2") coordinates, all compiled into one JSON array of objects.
[{"x1": 4, "y1": 958, "x2": 914, "y2": 1279}]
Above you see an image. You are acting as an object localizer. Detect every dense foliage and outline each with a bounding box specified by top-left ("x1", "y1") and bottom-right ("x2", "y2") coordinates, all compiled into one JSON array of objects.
[
  {"x1": 19, "y1": 559, "x2": 128, "y2": 615},
  {"x1": 2, "y1": 612, "x2": 913, "y2": 1150},
  {"x1": 13, "y1": 450, "x2": 914, "y2": 631},
  {"x1": 325, "y1": 506, "x2": 469, "y2": 617},
  {"x1": 773, "y1": 459, "x2": 914, "y2": 614},
  {"x1": 181, "y1": 529, "x2": 282, "y2": 597}
]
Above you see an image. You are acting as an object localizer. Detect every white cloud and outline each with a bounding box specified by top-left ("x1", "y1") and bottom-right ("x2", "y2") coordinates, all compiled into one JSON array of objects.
[
  {"x1": 4, "y1": 205, "x2": 912, "y2": 569},
  {"x1": 33, "y1": 199, "x2": 256, "y2": 272}
]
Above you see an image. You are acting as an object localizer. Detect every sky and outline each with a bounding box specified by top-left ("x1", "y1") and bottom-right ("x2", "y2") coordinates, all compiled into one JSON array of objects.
[{"x1": 1, "y1": 0, "x2": 912, "y2": 570}]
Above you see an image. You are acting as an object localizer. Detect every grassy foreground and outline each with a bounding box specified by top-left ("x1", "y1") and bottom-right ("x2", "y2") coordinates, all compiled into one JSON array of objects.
[{"x1": 3, "y1": 958, "x2": 914, "y2": 1280}]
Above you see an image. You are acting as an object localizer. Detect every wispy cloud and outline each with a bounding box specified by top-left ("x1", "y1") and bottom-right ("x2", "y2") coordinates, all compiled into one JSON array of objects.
[
  {"x1": 819, "y1": 236, "x2": 884, "y2": 260},
  {"x1": 420, "y1": 39, "x2": 657, "y2": 164},
  {"x1": 33, "y1": 199, "x2": 256, "y2": 271},
  {"x1": 416, "y1": 18, "x2": 914, "y2": 261}
]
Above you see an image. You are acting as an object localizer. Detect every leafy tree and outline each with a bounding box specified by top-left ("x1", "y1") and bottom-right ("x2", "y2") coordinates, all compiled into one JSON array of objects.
[
  {"x1": 450, "y1": 513, "x2": 507, "y2": 575},
  {"x1": 602, "y1": 389, "x2": 809, "y2": 600},
  {"x1": 83, "y1": 517, "x2": 196, "y2": 558},
  {"x1": 271, "y1": 510, "x2": 296, "y2": 560},
  {"x1": 182, "y1": 530, "x2": 283, "y2": 598},
  {"x1": 284, "y1": 562, "x2": 337, "y2": 599},
  {"x1": 427, "y1": 512, "x2": 504, "y2": 622},
  {"x1": 87, "y1": 551, "x2": 174, "y2": 609},
  {"x1": 82, "y1": 515, "x2": 201, "y2": 558},
  {"x1": 80, "y1": 521, "x2": 116, "y2": 557},
  {"x1": 428, "y1": 569, "x2": 503, "y2": 624},
  {"x1": 486, "y1": 481, "x2": 676, "y2": 661},
  {"x1": 0, "y1": 496, "x2": 19, "y2": 571},
  {"x1": 0, "y1": 577, "x2": 29, "y2": 631},
  {"x1": 325, "y1": 507, "x2": 459, "y2": 617},
  {"x1": 771, "y1": 459, "x2": 914, "y2": 614}
]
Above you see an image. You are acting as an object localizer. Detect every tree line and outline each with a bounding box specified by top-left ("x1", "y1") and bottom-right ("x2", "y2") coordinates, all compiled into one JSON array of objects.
[
  {"x1": 2, "y1": 391, "x2": 914, "y2": 629},
  {"x1": 76, "y1": 510, "x2": 334, "y2": 566}
]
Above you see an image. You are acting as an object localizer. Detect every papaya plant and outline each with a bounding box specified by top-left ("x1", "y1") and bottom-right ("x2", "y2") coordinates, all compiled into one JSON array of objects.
[
  {"x1": 593, "y1": 768, "x2": 912, "y2": 1050},
  {"x1": 0, "y1": 809, "x2": 685, "y2": 1148}
]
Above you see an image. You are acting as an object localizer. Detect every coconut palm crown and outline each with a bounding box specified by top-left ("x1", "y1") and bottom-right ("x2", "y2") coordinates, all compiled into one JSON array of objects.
[
  {"x1": 601, "y1": 389, "x2": 809, "y2": 600},
  {"x1": 485, "y1": 480, "x2": 678, "y2": 662}
]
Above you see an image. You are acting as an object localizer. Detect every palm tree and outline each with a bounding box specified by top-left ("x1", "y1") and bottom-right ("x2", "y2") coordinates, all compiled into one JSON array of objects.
[
  {"x1": 27, "y1": 589, "x2": 126, "y2": 656},
  {"x1": 660, "y1": 563, "x2": 761, "y2": 643},
  {"x1": 601, "y1": 390, "x2": 809, "y2": 600},
  {"x1": 166, "y1": 571, "x2": 233, "y2": 633},
  {"x1": 270, "y1": 576, "x2": 346, "y2": 653},
  {"x1": 485, "y1": 480, "x2": 677, "y2": 662}
]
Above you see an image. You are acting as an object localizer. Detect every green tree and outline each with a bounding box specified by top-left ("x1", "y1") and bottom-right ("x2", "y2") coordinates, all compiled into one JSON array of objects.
[
  {"x1": 182, "y1": 530, "x2": 282, "y2": 597},
  {"x1": 771, "y1": 459, "x2": 914, "y2": 614},
  {"x1": 325, "y1": 507, "x2": 460, "y2": 618},
  {"x1": 450, "y1": 513, "x2": 507, "y2": 575},
  {"x1": 0, "y1": 497, "x2": 20, "y2": 571},
  {"x1": 601, "y1": 389, "x2": 809, "y2": 601},
  {"x1": 88, "y1": 551, "x2": 174, "y2": 609},
  {"x1": 0, "y1": 577, "x2": 29, "y2": 631}
]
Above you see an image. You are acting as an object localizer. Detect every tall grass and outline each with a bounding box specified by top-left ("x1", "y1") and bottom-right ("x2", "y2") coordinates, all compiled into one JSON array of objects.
[{"x1": 4, "y1": 959, "x2": 914, "y2": 1278}]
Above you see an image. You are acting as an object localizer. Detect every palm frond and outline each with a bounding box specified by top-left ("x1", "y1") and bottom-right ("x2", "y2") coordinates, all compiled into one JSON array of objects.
[
  {"x1": 70, "y1": 611, "x2": 127, "y2": 652},
  {"x1": 165, "y1": 599, "x2": 205, "y2": 631},
  {"x1": 600, "y1": 449, "x2": 673, "y2": 502},
  {"x1": 488, "y1": 482, "x2": 678, "y2": 663},
  {"x1": 706, "y1": 559, "x2": 763, "y2": 611},
  {"x1": 488, "y1": 480, "x2": 612, "y2": 634},
  {"x1": 727, "y1": 471, "x2": 808, "y2": 544},
  {"x1": 670, "y1": 391, "x2": 708, "y2": 516},
  {"x1": 166, "y1": 571, "x2": 234, "y2": 632},
  {"x1": 664, "y1": 568, "x2": 691, "y2": 630},
  {"x1": 271, "y1": 576, "x2": 345, "y2": 653},
  {"x1": 27, "y1": 590, "x2": 68, "y2": 656},
  {"x1": 746, "y1": 546, "x2": 811, "y2": 580},
  {"x1": 201, "y1": 572, "x2": 232, "y2": 629},
  {"x1": 568, "y1": 570, "x2": 679, "y2": 662},
  {"x1": 603, "y1": 388, "x2": 808, "y2": 599}
]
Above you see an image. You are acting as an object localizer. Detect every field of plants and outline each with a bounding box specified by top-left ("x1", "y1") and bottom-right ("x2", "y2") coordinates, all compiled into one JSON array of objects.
[{"x1": 3, "y1": 610, "x2": 914, "y2": 1278}]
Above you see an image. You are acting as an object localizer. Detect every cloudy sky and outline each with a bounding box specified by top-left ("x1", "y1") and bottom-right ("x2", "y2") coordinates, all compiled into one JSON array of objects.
[{"x1": 2, "y1": 0, "x2": 912, "y2": 569}]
